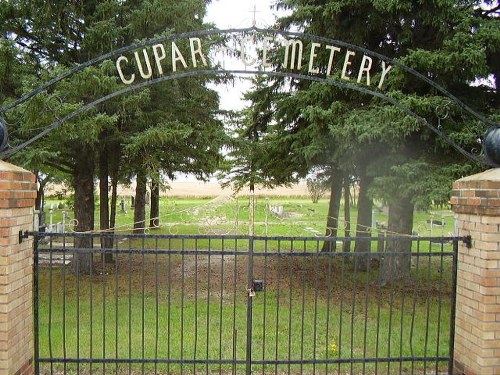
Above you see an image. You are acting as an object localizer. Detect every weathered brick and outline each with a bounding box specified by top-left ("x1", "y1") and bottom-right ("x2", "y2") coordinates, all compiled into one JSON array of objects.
[
  {"x1": 476, "y1": 222, "x2": 500, "y2": 233},
  {"x1": 453, "y1": 169, "x2": 500, "y2": 375},
  {"x1": 476, "y1": 190, "x2": 500, "y2": 198},
  {"x1": 0, "y1": 161, "x2": 35, "y2": 375}
]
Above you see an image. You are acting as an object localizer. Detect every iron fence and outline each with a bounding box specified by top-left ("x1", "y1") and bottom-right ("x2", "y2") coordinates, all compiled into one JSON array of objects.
[{"x1": 31, "y1": 231, "x2": 464, "y2": 374}]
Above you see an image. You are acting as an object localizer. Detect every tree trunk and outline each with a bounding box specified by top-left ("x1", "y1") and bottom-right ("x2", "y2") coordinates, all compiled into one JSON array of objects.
[
  {"x1": 150, "y1": 177, "x2": 160, "y2": 228},
  {"x1": 110, "y1": 177, "x2": 118, "y2": 230},
  {"x1": 350, "y1": 180, "x2": 357, "y2": 207},
  {"x1": 99, "y1": 144, "x2": 113, "y2": 263},
  {"x1": 321, "y1": 171, "x2": 343, "y2": 252},
  {"x1": 354, "y1": 167, "x2": 373, "y2": 253},
  {"x1": 34, "y1": 172, "x2": 43, "y2": 211},
  {"x1": 133, "y1": 169, "x2": 147, "y2": 234},
  {"x1": 343, "y1": 176, "x2": 351, "y2": 252},
  {"x1": 109, "y1": 141, "x2": 120, "y2": 234},
  {"x1": 354, "y1": 166, "x2": 373, "y2": 271},
  {"x1": 72, "y1": 148, "x2": 95, "y2": 275},
  {"x1": 381, "y1": 198, "x2": 414, "y2": 284}
]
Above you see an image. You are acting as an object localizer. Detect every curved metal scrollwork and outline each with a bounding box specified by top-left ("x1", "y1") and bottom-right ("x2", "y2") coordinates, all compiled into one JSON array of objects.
[
  {"x1": 0, "y1": 26, "x2": 498, "y2": 166},
  {"x1": 0, "y1": 116, "x2": 7, "y2": 152}
]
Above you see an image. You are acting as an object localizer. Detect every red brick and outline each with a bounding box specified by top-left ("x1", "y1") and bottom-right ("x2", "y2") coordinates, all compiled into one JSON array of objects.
[
  {"x1": 488, "y1": 198, "x2": 500, "y2": 207},
  {"x1": 462, "y1": 190, "x2": 477, "y2": 197},
  {"x1": 481, "y1": 180, "x2": 500, "y2": 190},
  {"x1": 476, "y1": 190, "x2": 500, "y2": 198},
  {"x1": 0, "y1": 171, "x2": 16, "y2": 181}
]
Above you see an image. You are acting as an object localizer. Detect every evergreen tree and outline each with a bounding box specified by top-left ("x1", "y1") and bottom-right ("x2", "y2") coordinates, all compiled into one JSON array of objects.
[
  {"x1": 265, "y1": 0, "x2": 498, "y2": 279},
  {"x1": 0, "y1": 0, "x2": 223, "y2": 273}
]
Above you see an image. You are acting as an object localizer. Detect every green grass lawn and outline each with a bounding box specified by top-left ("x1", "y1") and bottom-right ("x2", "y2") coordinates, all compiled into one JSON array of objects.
[
  {"x1": 37, "y1": 248, "x2": 454, "y2": 374},
  {"x1": 43, "y1": 195, "x2": 455, "y2": 238},
  {"x1": 37, "y1": 196, "x2": 455, "y2": 374}
]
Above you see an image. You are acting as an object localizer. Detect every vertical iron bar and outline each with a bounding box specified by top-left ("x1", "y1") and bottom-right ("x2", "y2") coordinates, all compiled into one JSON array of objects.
[
  {"x1": 409, "y1": 238, "x2": 422, "y2": 375},
  {"x1": 448, "y1": 239, "x2": 459, "y2": 375},
  {"x1": 194, "y1": 238, "x2": 198, "y2": 375},
  {"x1": 180, "y1": 238, "x2": 185, "y2": 375},
  {"x1": 219, "y1": 238, "x2": 225, "y2": 374},
  {"x1": 206, "y1": 237, "x2": 212, "y2": 374},
  {"x1": 155, "y1": 237, "x2": 159, "y2": 374},
  {"x1": 245, "y1": 235, "x2": 254, "y2": 375},
  {"x1": 232, "y1": 239, "x2": 238, "y2": 374},
  {"x1": 232, "y1": 328, "x2": 237, "y2": 375},
  {"x1": 274, "y1": 240, "x2": 282, "y2": 374},
  {"x1": 375, "y1": 243, "x2": 383, "y2": 375},
  {"x1": 115, "y1": 238, "x2": 119, "y2": 375},
  {"x1": 76, "y1": 236, "x2": 80, "y2": 375},
  {"x1": 141, "y1": 237, "x2": 145, "y2": 374},
  {"x1": 362, "y1": 250, "x2": 371, "y2": 375},
  {"x1": 62, "y1": 234, "x2": 67, "y2": 374},
  {"x1": 338, "y1": 245, "x2": 345, "y2": 375},
  {"x1": 386, "y1": 246, "x2": 396, "y2": 375},
  {"x1": 287, "y1": 240, "x2": 294, "y2": 375},
  {"x1": 423, "y1": 243, "x2": 433, "y2": 373},
  {"x1": 261, "y1": 238, "x2": 268, "y2": 375},
  {"x1": 33, "y1": 234, "x2": 40, "y2": 375},
  {"x1": 399, "y1": 247, "x2": 407, "y2": 375},
  {"x1": 350, "y1": 250, "x2": 356, "y2": 374},
  {"x1": 167, "y1": 238, "x2": 172, "y2": 374},
  {"x1": 48, "y1": 237, "x2": 53, "y2": 374},
  {"x1": 435, "y1": 242, "x2": 445, "y2": 375},
  {"x1": 299, "y1": 241, "x2": 306, "y2": 374},
  {"x1": 101, "y1": 239, "x2": 106, "y2": 374},
  {"x1": 89, "y1": 242, "x2": 94, "y2": 375},
  {"x1": 325, "y1": 240, "x2": 333, "y2": 375},
  {"x1": 312, "y1": 240, "x2": 319, "y2": 375},
  {"x1": 128, "y1": 242, "x2": 132, "y2": 374}
]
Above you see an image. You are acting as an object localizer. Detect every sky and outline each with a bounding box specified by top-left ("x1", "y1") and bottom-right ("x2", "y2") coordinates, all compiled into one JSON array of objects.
[
  {"x1": 175, "y1": 1, "x2": 283, "y2": 181},
  {"x1": 205, "y1": 0, "x2": 280, "y2": 29},
  {"x1": 204, "y1": 0, "x2": 283, "y2": 110}
]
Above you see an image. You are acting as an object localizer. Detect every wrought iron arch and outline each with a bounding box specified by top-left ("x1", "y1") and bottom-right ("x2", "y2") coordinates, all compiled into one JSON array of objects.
[{"x1": 0, "y1": 26, "x2": 498, "y2": 165}]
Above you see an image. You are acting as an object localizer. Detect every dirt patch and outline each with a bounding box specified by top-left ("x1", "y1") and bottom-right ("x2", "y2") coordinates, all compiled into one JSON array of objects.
[{"x1": 90, "y1": 250, "x2": 452, "y2": 304}]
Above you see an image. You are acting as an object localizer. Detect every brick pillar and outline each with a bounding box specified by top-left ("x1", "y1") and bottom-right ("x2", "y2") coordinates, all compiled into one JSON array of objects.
[
  {"x1": 451, "y1": 168, "x2": 500, "y2": 375},
  {"x1": 0, "y1": 161, "x2": 36, "y2": 375}
]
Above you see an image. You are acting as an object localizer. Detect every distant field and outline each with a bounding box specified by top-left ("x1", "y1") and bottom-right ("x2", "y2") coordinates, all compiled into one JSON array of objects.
[{"x1": 46, "y1": 181, "x2": 312, "y2": 198}]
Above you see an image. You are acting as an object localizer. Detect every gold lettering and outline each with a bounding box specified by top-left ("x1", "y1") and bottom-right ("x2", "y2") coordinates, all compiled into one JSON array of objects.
[
  {"x1": 171, "y1": 42, "x2": 188, "y2": 72},
  {"x1": 308, "y1": 42, "x2": 321, "y2": 74},
  {"x1": 134, "y1": 49, "x2": 153, "y2": 79},
  {"x1": 341, "y1": 50, "x2": 356, "y2": 80},
  {"x1": 357, "y1": 55, "x2": 373, "y2": 85},
  {"x1": 325, "y1": 45, "x2": 341, "y2": 76},
  {"x1": 116, "y1": 56, "x2": 135, "y2": 84},
  {"x1": 189, "y1": 38, "x2": 207, "y2": 68}
]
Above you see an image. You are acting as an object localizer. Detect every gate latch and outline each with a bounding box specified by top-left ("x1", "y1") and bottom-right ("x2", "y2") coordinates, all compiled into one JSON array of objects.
[
  {"x1": 247, "y1": 280, "x2": 264, "y2": 297},
  {"x1": 253, "y1": 279, "x2": 264, "y2": 292}
]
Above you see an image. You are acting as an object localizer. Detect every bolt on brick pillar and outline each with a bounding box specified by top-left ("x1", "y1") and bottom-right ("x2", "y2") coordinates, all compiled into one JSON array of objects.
[
  {"x1": 0, "y1": 161, "x2": 36, "y2": 375},
  {"x1": 451, "y1": 168, "x2": 500, "y2": 375}
]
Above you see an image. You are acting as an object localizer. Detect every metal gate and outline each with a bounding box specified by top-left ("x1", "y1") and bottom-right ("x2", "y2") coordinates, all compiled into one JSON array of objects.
[{"x1": 31, "y1": 231, "x2": 462, "y2": 374}]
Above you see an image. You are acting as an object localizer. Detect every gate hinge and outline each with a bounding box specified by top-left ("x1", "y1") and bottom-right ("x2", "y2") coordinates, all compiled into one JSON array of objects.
[
  {"x1": 19, "y1": 230, "x2": 29, "y2": 243},
  {"x1": 463, "y1": 235, "x2": 472, "y2": 248}
]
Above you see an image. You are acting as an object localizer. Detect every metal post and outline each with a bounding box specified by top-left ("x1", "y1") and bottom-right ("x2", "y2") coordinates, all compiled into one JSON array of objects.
[
  {"x1": 49, "y1": 208, "x2": 53, "y2": 231},
  {"x1": 448, "y1": 238, "x2": 459, "y2": 375},
  {"x1": 62, "y1": 210, "x2": 66, "y2": 233},
  {"x1": 33, "y1": 233, "x2": 40, "y2": 375},
  {"x1": 246, "y1": 235, "x2": 254, "y2": 375}
]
